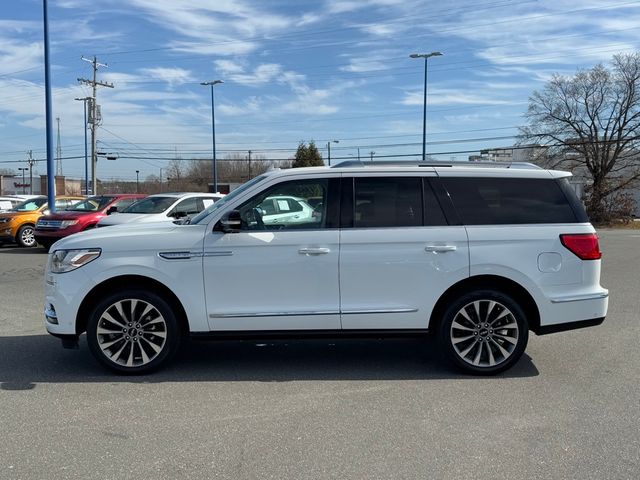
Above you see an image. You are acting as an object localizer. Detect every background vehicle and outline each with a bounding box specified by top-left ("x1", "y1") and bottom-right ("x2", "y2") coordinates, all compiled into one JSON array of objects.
[
  {"x1": 0, "y1": 196, "x2": 83, "y2": 247},
  {"x1": 97, "y1": 192, "x2": 224, "y2": 227},
  {"x1": 45, "y1": 162, "x2": 607, "y2": 375},
  {"x1": 35, "y1": 194, "x2": 146, "y2": 250},
  {"x1": 0, "y1": 196, "x2": 25, "y2": 212},
  {"x1": 257, "y1": 195, "x2": 318, "y2": 226}
]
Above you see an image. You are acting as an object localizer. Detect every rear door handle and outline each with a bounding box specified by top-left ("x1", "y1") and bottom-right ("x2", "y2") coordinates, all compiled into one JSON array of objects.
[
  {"x1": 425, "y1": 244, "x2": 457, "y2": 253},
  {"x1": 299, "y1": 247, "x2": 330, "y2": 255}
]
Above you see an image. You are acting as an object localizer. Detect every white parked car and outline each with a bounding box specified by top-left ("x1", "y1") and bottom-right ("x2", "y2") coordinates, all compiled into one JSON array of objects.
[
  {"x1": 44, "y1": 161, "x2": 608, "y2": 375},
  {"x1": 257, "y1": 195, "x2": 318, "y2": 226},
  {"x1": 97, "y1": 192, "x2": 224, "y2": 227},
  {"x1": 0, "y1": 196, "x2": 24, "y2": 212}
]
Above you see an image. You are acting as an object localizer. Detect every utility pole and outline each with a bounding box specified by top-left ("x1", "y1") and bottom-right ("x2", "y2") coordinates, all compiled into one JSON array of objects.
[
  {"x1": 357, "y1": 147, "x2": 361, "y2": 161},
  {"x1": 27, "y1": 150, "x2": 35, "y2": 194},
  {"x1": 248, "y1": 150, "x2": 252, "y2": 179},
  {"x1": 18, "y1": 168, "x2": 27, "y2": 194},
  {"x1": 78, "y1": 56, "x2": 114, "y2": 195},
  {"x1": 370, "y1": 151, "x2": 375, "y2": 163}
]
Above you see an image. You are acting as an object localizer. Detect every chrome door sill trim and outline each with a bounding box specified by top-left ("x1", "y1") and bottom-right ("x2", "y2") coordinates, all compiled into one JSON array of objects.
[
  {"x1": 209, "y1": 308, "x2": 417, "y2": 318},
  {"x1": 210, "y1": 310, "x2": 340, "y2": 318},
  {"x1": 341, "y1": 308, "x2": 418, "y2": 315}
]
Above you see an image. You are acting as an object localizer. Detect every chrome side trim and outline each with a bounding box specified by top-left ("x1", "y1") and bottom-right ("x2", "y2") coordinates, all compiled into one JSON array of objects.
[
  {"x1": 210, "y1": 310, "x2": 339, "y2": 318},
  {"x1": 209, "y1": 308, "x2": 418, "y2": 318},
  {"x1": 549, "y1": 291, "x2": 609, "y2": 304},
  {"x1": 158, "y1": 251, "x2": 202, "y2": 260},
  {"x1": 341, "y1": 308, "x2": 419, "y2": 315},
  {"x1": 203, "y1": 251, "x2": 234, "y2": 257}
]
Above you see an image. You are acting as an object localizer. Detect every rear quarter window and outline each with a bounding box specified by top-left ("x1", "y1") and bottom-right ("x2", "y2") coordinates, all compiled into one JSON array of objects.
[{"x1": 441, "y1": 177, "x2": 579, "y2": 225}]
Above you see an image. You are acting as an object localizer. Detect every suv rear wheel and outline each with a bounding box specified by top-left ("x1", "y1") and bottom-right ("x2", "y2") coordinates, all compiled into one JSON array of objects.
[
  {"x1": 438, "y1": 289, "x2": 528, "y2": 375},
  {"x1": 86, "y1": 290, "x2": 180, "y2": 374}
]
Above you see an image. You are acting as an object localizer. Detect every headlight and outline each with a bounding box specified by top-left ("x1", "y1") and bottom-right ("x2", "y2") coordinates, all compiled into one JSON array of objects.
[
  {"x1": 60, "y1": 219, "x2": 78, "y2": 229},
  {"x1": 50, "y1": 248, "x2": 101, "y2": 273}
]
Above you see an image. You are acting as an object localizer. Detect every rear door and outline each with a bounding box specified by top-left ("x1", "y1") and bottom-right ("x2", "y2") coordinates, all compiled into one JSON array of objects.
[{"x1": 339, "y1": 174, "x2": 469, "y2": 330}]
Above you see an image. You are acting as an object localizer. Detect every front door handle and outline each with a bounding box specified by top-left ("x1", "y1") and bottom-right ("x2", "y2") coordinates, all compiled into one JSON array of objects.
[
  {"x1": 299, "y1": 247, "x2": 330, "y2": 256},
  {"x1": 425, "y1": 244, "x2": 457, "y2": 253}
]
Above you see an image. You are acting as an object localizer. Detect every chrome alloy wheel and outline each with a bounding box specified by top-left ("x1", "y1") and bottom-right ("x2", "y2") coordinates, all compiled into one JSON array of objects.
[
  {"x1": 449, "y1": 300, "x2": 519, "y2": 368},
  {"x1": 20, "y1": 226, "x2": 36, "y2": 247},
  {"x1": 96, "y1": 299, "x2": 167, "y2": 367}
]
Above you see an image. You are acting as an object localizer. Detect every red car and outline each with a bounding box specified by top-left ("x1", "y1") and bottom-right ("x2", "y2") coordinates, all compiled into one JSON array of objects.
[{"x1": 34, "y1": 194, "x2": 146, "y2": 250}]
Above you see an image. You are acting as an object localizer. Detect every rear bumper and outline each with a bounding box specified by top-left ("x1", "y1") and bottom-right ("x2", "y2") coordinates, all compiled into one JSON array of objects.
[
  {"x1": 535, "y1": 316, "x2": 605, "y2": 335},
  {"x1": 536, "y1": 289, "x2": 608, "y2": 335}
]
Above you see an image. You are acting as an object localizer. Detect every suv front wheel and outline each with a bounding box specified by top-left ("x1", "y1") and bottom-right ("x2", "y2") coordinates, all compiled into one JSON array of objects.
[
  {"x1": 438, "y1": 289, "x2": 529, "y2": 375},
  {"x1": 87, "y1": 290, "x2": 180, "y2": 374}
]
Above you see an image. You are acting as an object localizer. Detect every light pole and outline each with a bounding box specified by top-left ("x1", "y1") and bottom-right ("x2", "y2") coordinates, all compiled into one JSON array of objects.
[
  {"x1": 327, "y1": 140, "x2": 339, "y2": 166},
  {"x1": 410, "y1": 51, "x2": 443, "y2": 161},
  {"x1": 200, "y1": 80, "x2": 223, "y2": 193},
  {"x1": 18, "y1": 168, "x2": 27, "y2": 193},
  {"x1": 135, "y1": 170, "x2": 139, "y2": 193},
  {"x1": 75, "y1": 97, "x2": 90, "y2": 194}
]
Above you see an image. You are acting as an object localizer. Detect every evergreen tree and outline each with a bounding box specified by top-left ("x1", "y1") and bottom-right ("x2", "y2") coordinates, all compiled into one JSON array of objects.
[{"x1": 292, "y1": 141, "x2": 324, "y2": 168}]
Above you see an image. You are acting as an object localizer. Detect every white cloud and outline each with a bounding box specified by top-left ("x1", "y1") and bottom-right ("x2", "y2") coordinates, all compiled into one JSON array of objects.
[
  {"x1": 402, "y1": 87, "x2": 517, "y2": 107},
  {"x1": 218, "y1": 97, "x2": 262, "y2": 116},
  {"x1": 0, "y1": 37, "x2": 42, "y2": 76},
  {"x1": 214, "y1": 60, "x2": 245, "y2": 75},
  {"x1": 139, "y1": 67, "x2": 193, "y2": 86}
]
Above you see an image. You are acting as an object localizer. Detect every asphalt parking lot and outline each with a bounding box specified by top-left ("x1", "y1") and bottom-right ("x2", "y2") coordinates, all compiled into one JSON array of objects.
[{"x1": 0, "y1": 230, "x2": 638, "y2": 479}]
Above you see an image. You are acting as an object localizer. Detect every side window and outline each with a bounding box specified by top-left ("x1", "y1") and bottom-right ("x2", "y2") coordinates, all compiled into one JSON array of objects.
[
  {"x1": 354, "y1": 177, "x2": 423, "y2": 228},
  {"x1": 441, "y1": 177, "x2": 578, "y2": 225},
  {"x1": 423, "y1": 180, "x2": 448, "y2": 226},
  {"x1": 173, "y1": 198, "x2": 200, "y2": 216},
  {"x1": 114, "y1": 199, "x2": 136, "y2": 210},
  {"x1": 237, "y1": 179, "x2": 329, "y2": 230},
  {"x1": 55, "y1": 199, "x2": 69, "y2": 210}
]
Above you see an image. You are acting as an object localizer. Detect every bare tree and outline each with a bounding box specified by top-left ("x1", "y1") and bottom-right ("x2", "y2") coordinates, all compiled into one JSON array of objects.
[{"x1": 521, "y1": 53, "x2": 640, "y2": 221}]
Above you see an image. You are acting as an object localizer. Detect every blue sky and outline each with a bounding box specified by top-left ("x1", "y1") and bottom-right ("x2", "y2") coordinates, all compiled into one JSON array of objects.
[{"x1": 1, "y1": 0, "x2": 639, "y2": 182}]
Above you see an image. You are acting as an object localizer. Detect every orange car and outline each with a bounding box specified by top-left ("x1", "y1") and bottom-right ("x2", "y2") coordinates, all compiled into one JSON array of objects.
[{"x1": 0, "y1": 195, "x2": 84, "y2": 247}]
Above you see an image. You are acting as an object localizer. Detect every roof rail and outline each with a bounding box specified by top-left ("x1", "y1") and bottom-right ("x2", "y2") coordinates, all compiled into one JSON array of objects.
[{"x1": 331, "y1": 160, "x2": 542, "y2": 170}]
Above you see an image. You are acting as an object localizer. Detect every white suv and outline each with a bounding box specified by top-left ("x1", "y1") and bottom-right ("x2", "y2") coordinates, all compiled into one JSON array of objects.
[
  {"x1": 97, "y1": 192, "x2": 224, "y2": 226},
  {"x1": 44, "y1": 162, "x2": 608, "y2": 375}
]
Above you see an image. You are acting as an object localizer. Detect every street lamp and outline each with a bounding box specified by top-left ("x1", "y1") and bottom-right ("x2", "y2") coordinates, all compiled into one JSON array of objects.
[
  {"x1": 327, "y1": 139, "x2": 339, "y2": 166},
  {"x1": 200, "y1": 80, "x2": 223, "y2": 193},
  {"x1": 409, "y1": 51, "x2": 443, "y2": 161},
  {"x1": 75, "y1": 97, "x2": 91, "y2": 194},
  {"x1": 135, "y1": 170, "x2": 139, "y2": 193},
  {"x1": 18, "y1": 167, "x2": 28, "y2": 194}
]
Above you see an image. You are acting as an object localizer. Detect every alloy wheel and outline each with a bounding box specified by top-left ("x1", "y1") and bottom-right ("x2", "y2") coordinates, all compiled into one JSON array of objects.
[
  {"x1": 96, "y1": 299, "x2": 168, "y2": 367},
  {"x1": 20, "y1": 227, "x2": 35, "y2": 247},
  {"x1": 449, "y1": 300, "x2": 519, "y2": 368}
]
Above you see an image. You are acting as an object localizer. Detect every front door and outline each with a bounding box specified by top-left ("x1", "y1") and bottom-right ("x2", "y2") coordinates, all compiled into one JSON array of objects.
[{"x1": 203, "y1": 177, "x2": 341, "y2": 331}]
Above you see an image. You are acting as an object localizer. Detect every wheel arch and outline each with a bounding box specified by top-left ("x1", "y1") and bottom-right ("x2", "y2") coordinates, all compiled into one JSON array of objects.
[
  {"x1": 76, "y1": 275, "x2": 190, "y2": 336},
  {"x1": 429, "y1": 275, "x2": 541, "y2": 333}
]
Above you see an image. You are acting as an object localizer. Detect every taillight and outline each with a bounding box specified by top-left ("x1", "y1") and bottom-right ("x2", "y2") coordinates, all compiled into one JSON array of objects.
[{"x1": 560, "y1": 233, "x2": 602, "y2": 260}]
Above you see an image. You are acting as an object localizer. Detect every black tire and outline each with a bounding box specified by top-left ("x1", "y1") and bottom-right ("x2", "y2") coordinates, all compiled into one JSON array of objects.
[
  {"x1": 38, "y1": 240, "x2": 53, "y2": 252},
  {"x1": 86, "y1": 289, "x2": 181, "y2": 374},
  {"x1": 16, "y1": 224, "x2": 36, "y2": 247},
  {"x1": 438, "y1": 289, "x2": 529, "y2": 375}
]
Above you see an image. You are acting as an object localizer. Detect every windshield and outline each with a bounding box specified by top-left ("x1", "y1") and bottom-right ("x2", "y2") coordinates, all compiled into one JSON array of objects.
[
  {"x1": 192, "y1": 175, "x2": 269, "y2": 224},
  {"x1": 69, "y1": 196, "x2": 114, "y2": 212},
  {"x1": 122, "y1": 196, "x2": 176, "y2": 214},
  {"x1": 13, "y1": 198, "x2": 47, "y2": 212}
]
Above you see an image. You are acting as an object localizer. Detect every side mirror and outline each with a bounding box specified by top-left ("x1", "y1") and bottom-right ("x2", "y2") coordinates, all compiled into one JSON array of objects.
[
  {"x1": 106, "y1": 206, "x2": 117, "y2": 215},
  {"x1": 215, "y1": 210, "x2": 242, "y2": 233}
]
